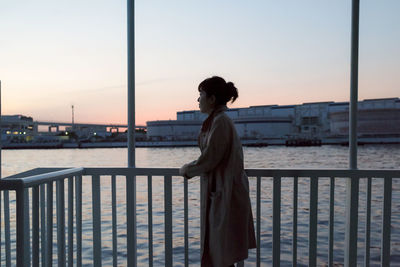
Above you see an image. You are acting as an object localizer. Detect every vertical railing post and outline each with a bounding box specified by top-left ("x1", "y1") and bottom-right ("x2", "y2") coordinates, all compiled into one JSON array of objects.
[
  {"x1": 40, "y1": 184, "x2": 46, "y2": 267},
  {"x1": 32, "y1": 186, "x2": 40, "y2": 267},
  {"x1": 112, "y1": 175, "x2": 118, "y2": 267},
  {"x1": 0, "y1": 79, "x2": 1, "y2": 266},
  {"x1": 24, "y1": 189, "x2": 31, "y2": 265},
  {"x1": 345, "y1": 0, "x2": 360, "y2": 266},
  {"x1": 92, "y1": 175, "x2": 102, "y2": 266},
  {"x1": 381, "y1": 177, "x2": 392, "y2": 266},
  {"x1": 68, "y1": 177, "x2": 74, "y2": 267},
  {"x1": 272, "y1": 176, "x2": 281, "y2": 267},
  {"x1": 57, "y1": 180, "x2": 66, "y2": 267},
  {"x1": 46, "y1": 182, "x2": 54, "y2": 266},
  {"x1": 0, "y1": 80, "x2": 2, "y2": 179},
  {"x1": 256, "y1": 176, "x2": 261, "y2": 267},
  {"x1": 345, "y1": 176, "x2": 359, "y2": 267},
  {"x1": 0, "y1": 80, "x2": 2, "y2": 265},
  {"x1": 328, "y1": 177, "x2": 335, "y2": 267},
  {"x1": 4, "y1": 190, "x2": 11, "y2": 267},
  {"x1": 183, "y1": 177, "x2": 188, "y2": 267},
  {"x1": 148, "y1": 175, "x2": 154, "y2": 267},
  {"x1": 16, "y1": 187, "x2": 29, "y2": 266},
  {"x1": 292, "y1": 177, "x2": 298, "y2": 267},
  {"x1": 364, "y1": 177, "x2": 371, "y2": 267},
  {"x1": 164, "y1": 175, "x2": 173, "y2": 267},
  {"x1": 127, "y1": 174, "x2": 137, "y2": 267},
  {"x1": 309, "y1": 177, "x2": 318, "y2": 267},
  {"x1": 75, "y1": 175, "x2": 82, "y2": 267},
  {"x1": 0, "y1": 187, "x2": 1, "y2": 265}
]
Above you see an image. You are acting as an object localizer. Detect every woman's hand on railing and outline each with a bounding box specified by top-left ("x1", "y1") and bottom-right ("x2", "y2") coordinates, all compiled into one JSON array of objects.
[{"x1": 179, "y1": 164, "x2": 190, "y2": 179}]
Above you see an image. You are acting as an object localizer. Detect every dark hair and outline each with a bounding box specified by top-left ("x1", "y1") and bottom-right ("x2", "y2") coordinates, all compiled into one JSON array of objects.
[{"x1": 198, "y1": 76, "x2": 238, "y2": 105}]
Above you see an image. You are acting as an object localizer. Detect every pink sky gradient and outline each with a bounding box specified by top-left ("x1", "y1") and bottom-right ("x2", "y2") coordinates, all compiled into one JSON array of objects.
[{"x1": 1, "y1": 1, "x2": 399, "y2": 125}]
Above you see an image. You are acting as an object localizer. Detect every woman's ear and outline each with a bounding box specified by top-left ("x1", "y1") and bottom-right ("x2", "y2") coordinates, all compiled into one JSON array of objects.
[{"x1": 209, "y1": 95, "x2": 216, "y2": 105}]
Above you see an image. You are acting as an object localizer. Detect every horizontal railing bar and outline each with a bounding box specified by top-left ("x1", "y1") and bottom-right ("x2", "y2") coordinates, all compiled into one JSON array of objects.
[
  {"x1": 4, "y1": 167, "x2": 71, "y2": 179},
  {"x1": 246, "y1": 169, "x2": 400, "y2": 178},
  {"x1": 83, "y1": 167, "x2": 400, "y2": 178},
  {"x1": 85, "y1": 167, "x2": 179, "y2": 176},
  {"x1": 0, "y1": 168, "x2": 84, "y2": 190},
  {"x1": 1, "y1": 168, "x2": 398, "y2": 191}
]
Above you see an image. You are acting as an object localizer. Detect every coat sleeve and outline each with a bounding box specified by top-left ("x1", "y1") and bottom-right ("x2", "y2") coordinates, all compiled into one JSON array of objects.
[{"x1": 185, "y1": 116, "x2": 231, "y2": 178}]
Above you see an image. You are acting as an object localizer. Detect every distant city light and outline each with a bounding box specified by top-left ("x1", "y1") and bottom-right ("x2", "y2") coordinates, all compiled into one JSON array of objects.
[{"x1": 66, "y1": 131, "x2": 69, "y2": 135}]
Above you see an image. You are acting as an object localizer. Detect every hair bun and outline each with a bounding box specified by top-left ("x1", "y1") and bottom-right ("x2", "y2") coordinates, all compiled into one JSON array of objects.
[{"x1": 226, "y1": 81, "x2": 238, "y2": 103}]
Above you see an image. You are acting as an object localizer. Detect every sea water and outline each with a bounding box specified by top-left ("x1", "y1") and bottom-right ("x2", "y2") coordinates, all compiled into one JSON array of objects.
[{"x1": 2, "y1": 145, "x2": 400, "y2": 266}]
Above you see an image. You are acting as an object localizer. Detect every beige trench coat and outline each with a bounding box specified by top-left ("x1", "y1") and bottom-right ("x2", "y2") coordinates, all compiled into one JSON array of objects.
[{"x1": 185, "y1": 106, "x2": 256, "y2": 267}]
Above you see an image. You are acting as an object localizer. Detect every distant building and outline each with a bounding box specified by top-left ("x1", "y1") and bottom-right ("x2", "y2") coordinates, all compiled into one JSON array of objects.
[
  {"x1": 146, "y1": 97, "x2": 400, "y2": 142},
  {"x1": 329, "y1": 98, "x2": 400, "y2": 136},
  {"x1": 1, "y1": 115, "x2": 37, "y2": 142}
]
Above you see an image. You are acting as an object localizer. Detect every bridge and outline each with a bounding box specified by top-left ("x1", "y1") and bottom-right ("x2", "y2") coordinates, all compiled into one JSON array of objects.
[{"x1": 35, "y1": 121, "x2": 146, "y2": 133}]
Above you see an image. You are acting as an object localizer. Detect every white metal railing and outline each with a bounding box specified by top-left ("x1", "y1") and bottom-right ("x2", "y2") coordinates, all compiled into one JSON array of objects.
[{"x1": 0, "y1": 167, "x2": 399, "y2": 266}]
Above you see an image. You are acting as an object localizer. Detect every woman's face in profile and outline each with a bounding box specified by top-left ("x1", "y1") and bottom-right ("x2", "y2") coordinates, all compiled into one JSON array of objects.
[{"x1": 198, "y1": 90, "x2": 215, "y2": 114}]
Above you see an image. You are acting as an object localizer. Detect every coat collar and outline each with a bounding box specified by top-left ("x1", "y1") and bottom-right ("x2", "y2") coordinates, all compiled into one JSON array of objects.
[{"x1": 201, "y1": 105, "x2": 227, "y2": 132}]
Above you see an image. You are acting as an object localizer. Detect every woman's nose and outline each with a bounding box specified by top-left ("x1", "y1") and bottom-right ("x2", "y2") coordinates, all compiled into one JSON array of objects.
[{"x1": 197, "y1": 97, "x2": 200, "y2": 102}]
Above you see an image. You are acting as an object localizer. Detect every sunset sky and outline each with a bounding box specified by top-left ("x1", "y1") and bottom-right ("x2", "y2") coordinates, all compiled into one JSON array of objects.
[{"x1": 1, "y1": 0, "x2": 399, "y2": 126}]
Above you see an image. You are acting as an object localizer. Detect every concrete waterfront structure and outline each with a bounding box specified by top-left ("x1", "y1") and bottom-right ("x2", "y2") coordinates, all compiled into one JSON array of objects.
[{"x1": 146, "y1": 97, "x2": 400, "y2": 145}]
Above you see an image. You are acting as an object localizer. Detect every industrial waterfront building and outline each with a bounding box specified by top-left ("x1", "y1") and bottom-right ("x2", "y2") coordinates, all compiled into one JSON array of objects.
[
  {"x1": 1, "y1": 97, "x2": 399, "y2": 147},
  {"x1": 146, "y1": 97, "x2": 400, "y2": 145}
]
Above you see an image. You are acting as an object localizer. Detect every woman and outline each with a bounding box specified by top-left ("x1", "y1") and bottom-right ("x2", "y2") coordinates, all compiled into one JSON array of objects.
[{"x1": 179, "y1": 76, "x2": 256, "y2": 267}]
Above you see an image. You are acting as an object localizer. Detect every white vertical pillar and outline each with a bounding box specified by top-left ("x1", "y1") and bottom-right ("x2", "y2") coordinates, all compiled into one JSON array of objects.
[
  {"x1": 349, "y1": 0, "x2": 359, "y2": 170},
  {"x1": 345, "y1": 0, "x2": 360, "y2": 266},
  {"x1": 127, "y1": 1, "x2": 137, "y2": 267},
  {"x1": 127, "y1": 0, "x2": 136, "y2": 168}
]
